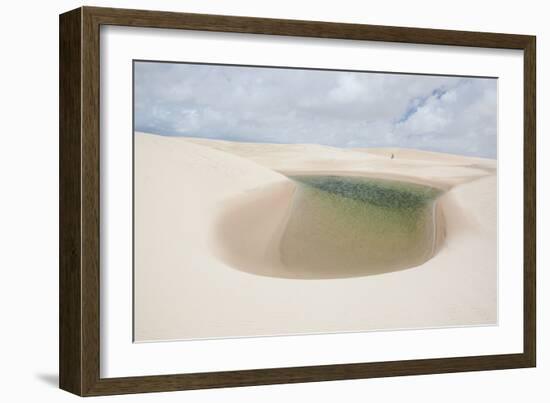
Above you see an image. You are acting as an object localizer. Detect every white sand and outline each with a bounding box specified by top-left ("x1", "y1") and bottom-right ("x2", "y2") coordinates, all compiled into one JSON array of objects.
[{"x1": 134, "y1": 132, "x2": 497, "y2": 342}]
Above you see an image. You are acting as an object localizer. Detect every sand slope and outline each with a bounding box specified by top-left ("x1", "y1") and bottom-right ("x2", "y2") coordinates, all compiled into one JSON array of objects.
[
  {"x1": 134, "y1": 132, "x2": 496, "y2": 342},
  {"x1": 186, "y1": 136, "x2": 496, "y2": 189}
]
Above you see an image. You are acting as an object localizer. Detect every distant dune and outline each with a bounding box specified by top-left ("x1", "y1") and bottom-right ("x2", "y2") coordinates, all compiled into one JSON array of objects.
[{"x1": 134, "y1": 132, "x2": 496, "y2": 342}]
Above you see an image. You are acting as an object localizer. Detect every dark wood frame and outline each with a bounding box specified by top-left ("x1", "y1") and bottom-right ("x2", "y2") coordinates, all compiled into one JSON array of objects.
[{"x1": 59, "y1": 6, "x2": 536, "y2": 396}]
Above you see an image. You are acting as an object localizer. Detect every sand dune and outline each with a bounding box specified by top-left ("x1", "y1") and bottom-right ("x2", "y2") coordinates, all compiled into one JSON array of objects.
[
  {"x1": 185, "y1": 136, "x2": 495, "y2": 189},
  {"x1": 134, "y1": 132, "x2": 497, "y2": 342}
]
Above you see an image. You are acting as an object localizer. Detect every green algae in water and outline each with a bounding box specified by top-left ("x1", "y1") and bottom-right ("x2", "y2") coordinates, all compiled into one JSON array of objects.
[
  {"x1": 278, "y1": 175, "x2": 444, "y2": 278},
  {"x1": 291, "y1": 175, "x2": 441, "y2": 210}
]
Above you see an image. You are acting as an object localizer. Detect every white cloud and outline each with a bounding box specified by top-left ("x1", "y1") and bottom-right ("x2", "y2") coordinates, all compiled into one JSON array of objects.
[
  {"x1": 134, "y1": 62, "x2": 497, "y2": 158},
  {"x1": 392, "y1": 80, "x2": 497, "y2": 156}
]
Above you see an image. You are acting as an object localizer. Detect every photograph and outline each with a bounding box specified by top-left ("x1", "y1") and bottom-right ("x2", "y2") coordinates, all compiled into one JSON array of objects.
[
  {"x1": 133, "y1": 61, "x2": 498, "y2": 342},
  {"x1": 54, "y1": 3, "x2": 537, "y2": 397}
]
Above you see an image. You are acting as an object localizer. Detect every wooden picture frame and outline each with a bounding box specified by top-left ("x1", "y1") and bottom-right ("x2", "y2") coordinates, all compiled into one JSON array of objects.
[{"x1": 59, "y1": 6, "x2": 536, "y2": 396}]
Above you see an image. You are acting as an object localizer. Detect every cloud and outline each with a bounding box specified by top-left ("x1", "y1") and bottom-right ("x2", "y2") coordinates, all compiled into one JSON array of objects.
[
  {"x1": 134, "y1": 62, "x2": 497, "y2": 158},
  {"x1": 392, "y1": 80, "x2": 497, "y2": 156}
]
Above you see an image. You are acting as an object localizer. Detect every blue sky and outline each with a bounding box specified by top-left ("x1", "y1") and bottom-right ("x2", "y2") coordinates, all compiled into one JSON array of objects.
[{"x1": 134, "y1": 61, "x2": 497, "y2": 158}]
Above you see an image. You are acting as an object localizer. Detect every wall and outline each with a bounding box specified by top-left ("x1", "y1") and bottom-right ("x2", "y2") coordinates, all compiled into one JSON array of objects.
[{"x1": 0, "y1": 0, "x2": 546, "y2": 401}]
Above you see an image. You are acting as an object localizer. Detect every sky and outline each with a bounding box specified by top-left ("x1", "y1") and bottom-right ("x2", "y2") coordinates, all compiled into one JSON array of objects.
[{"x1": 134, "y1": 61, "x2": 497, "y2": 158}]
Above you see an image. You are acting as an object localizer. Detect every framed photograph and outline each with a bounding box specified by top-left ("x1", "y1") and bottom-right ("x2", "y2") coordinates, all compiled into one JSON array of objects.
[{"x1": 59, "y1": 6, "x2": 536, "y2": 396}]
